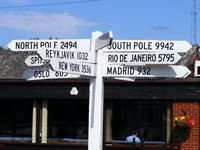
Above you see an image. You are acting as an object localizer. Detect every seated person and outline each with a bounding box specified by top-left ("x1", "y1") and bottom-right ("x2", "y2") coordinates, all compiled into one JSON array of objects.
[{"x1": 126, "y1": 130, "x2": 141, "y2": 144}]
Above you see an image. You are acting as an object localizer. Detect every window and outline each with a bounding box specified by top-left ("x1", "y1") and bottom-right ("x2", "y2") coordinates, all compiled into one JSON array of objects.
[
  {"x1": 48, "y1": 100, "x2": 88, "y2": 141},
  {"x1": 111, "y1": 100, "x2": 168, "y2": 142},
  {"x1": 47, "y1": 99, "x2": 168, "y2": 144},
  {"x1": 0, "y1": 100, "x2": 32, "y2": 142}
]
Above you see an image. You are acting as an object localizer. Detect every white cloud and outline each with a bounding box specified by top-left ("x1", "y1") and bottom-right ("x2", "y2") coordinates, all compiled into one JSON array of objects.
[{"x1": 0, "y1": 11, "x2": 97, "y2": 36}]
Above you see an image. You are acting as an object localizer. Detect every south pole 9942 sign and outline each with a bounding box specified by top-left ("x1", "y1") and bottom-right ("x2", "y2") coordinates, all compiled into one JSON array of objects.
[
  {"x1": 104, "y1": 40, "x2": 192, "y2": 52},
  {"x1": 7, "y1": 39, "x2": 90, "y2": 51}
]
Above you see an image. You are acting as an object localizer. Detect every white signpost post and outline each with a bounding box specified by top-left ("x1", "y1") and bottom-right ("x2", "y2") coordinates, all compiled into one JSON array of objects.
[
  {"x1": 95, "y1": 31, "x2": 113, "y2": 51},
  {"x1": 7, "y1": 31, "x2": 193, "y2": 150},
  {"x1": 88, "y1": 31, "x2": 113, "y2": 150}
]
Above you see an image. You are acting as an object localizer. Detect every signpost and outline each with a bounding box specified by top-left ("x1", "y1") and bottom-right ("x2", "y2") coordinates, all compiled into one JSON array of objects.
[
  {"x1": 95, "y1": 31, "x2": 113, "y2": 51},
  {"x1": 88, "y1": 31, "x2": 113, "y2": 150},
  {"x1": 103, "y1": 51, "x2": 181, "y2": 65},
  {"x1": 25, "y1": 55, "x2": 50, "y2": 66},
  {"x1": 37, "y1": 48, "x2": 96, "y2": 64},
  {"x1": 103, "y1": 65, "x2": 191, "y2": 78},
  {"x1": 23, "y1": 68, "x2": 80, "y2": 80},
  {"x1": 50, "y1": 60, "x2": 96, "y2": 76},
  {"x1": 105, "y1": 40, "x2": 192, "y2": 52},
  {"x1": 7, "y1": 39, "x2": 90, "y2": 51},
  {"x1": 7, "y1": 31, "x2": 193, "y2": 150}
]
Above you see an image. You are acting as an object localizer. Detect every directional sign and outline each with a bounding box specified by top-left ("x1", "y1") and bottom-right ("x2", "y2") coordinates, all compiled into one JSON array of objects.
[
  {"x1": 105, "y1": 40, "x2": 192, "y2": 53},
  {"x1": 7, "y1": 39, "x2": 90, "y2": 51},
  {"x1": 103, "y1": 51, "x2": 181, "y2": 65},
  {"x1": 95, "y1": 31, "x2": 113, "y2": 51},
  {"x1": 23, "y1": 68, "x2": 80, "y2": 80},
  {"x1": 37, "y1": 48, "x2": 96, "y2": 64},
  {"x1": 103, "y1": 65, "x2": 191, "y2": 78},
  {"x1": 50, "y1": 60, "x2": 96, "y2": 76},
  {"x1": 25, "y1": 55, "x2": 50, "y2": 66}
]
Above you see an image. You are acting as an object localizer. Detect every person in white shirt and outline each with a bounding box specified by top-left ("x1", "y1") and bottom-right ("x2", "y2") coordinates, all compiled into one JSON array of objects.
[{"x1": 126, "y1": 130, "x2": 141, "y2": 144}]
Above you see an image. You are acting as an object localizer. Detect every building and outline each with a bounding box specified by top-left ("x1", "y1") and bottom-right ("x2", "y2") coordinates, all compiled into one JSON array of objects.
[{"x1": 0, "y1": 45, "x2": 199, "y2": 150}]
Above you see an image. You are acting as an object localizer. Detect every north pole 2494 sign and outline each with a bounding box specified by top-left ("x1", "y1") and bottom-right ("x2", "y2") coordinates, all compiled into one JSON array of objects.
[
  {"x1": 8, "y1": 39, "x2": 90, "y2": 51},
  {"x1": 104, "y1": 40, "x2": 192, "y2": 52}
]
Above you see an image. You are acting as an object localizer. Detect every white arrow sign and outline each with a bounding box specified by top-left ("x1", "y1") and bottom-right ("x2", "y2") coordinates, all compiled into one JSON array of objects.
[
  {"x1": 25, "y1": 55, "x2": 50, "y2": 66},
  {"x1": 105, "y1": 40, "x2": 192, "y2": 52},
  {"x1": 103, "y1": 65, "x2": 191, "y2": 78},
  {"x1": 95, "y1": 31, "x2": 113, "y2": 51},
  {"x1": 23, "y1": 68, "x2": 80, "y2": 80},
  {"x1": 50, "y1": 60, "x2": 96, "y2": 76},
  {"x1": 103, "y1": 51, "x2": 181, "y2": 65},
  {"x1": 37, "y1": 48, "x2": 96, "y2": 64},
  {"x1": 7, "y1": 39, "x2": 90, "y2": 51}
]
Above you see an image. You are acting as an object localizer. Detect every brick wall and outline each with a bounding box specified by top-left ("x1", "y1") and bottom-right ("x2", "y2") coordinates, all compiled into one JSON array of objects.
[{"x1": 172, "y1": 102, "x2": 200, "y2": 150}]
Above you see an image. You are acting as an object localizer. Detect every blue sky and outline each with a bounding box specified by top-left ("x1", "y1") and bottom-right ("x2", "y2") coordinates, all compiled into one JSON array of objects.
[{"x1": 0, "y1": 0, "x2": 198, "y2": 48}]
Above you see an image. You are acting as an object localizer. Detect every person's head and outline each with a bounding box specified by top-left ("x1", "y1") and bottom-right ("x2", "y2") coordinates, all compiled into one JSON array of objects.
[{"x1": 131, "y1": 130, "x2": 138, "y2": 136}]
